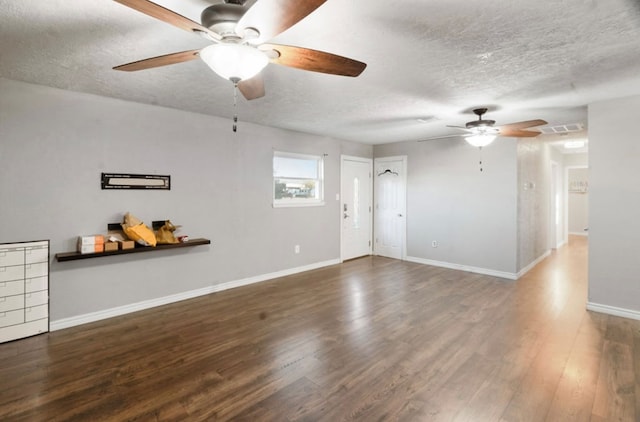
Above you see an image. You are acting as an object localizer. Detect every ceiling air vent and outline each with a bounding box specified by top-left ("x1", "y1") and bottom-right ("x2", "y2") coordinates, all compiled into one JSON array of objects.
[{"x1": 539, "y1": 123, "x2": 584, "y2": 135}]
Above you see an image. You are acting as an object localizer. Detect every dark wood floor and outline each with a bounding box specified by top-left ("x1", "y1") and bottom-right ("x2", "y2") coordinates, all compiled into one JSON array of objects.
[{"x1": 1, "y1": 236, "x2": 638, "y2": 421}]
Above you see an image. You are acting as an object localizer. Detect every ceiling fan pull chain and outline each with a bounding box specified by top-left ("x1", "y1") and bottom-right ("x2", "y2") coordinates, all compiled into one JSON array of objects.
[
  {"x1": 232, "y1": 82, "x2": 238, "y2": 132},
  {"x1": 478, "y1": 146, "x2": 483, "y2": 172}
]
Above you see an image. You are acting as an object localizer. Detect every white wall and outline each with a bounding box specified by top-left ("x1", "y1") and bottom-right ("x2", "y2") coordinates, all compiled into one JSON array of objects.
[
  {"x1": 0, "y1": 78, "x2": 372, "y2": 323},
  {"x1": 588, "y1": 95, "x2": 640, "y2": 317},
  {"x1": 374, "y1": 137, "x2": 518, "y2": 275},
  {"x1": 516, "y1": 139, "x2": 552, "y2": 271},
  {"x1": 549, "y1": 147, "x2": 565, "y2": 249}
]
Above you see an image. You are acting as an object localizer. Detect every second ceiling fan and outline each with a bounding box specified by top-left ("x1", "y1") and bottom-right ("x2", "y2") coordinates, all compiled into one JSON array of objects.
[
  {"x1": 113, "y1": 0, "x2": 367, "y2": 100},
  {"x1": 422, "y1": 108, "x2": 548, "y2": 147},
  {"x1": 451, "y1": 108, "x2": 547, "y2": 146}
]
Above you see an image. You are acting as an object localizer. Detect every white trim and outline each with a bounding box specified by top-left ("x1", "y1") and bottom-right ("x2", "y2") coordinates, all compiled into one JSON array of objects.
[
  {"x1": 273, "y1": 201, "x2": 325, "y2": 208},
  {"x1": 569, "y1": 231, "x2": 588, "y2": 236},
  {"x1": 517, "y1": 249, "x2": 551, "y2": 278},
  {"x1": 405, "y1": 256, "x2": 517, "y2": 280},
  {"x1": 587, "y1": 302, "x2": 640, "y2": 321},
  {"x1": 549, "y1": 160, "x2": 561, "y2": 250},
  {"x1": 50, "y1": 258, "x2": 340, "y2": 331}
]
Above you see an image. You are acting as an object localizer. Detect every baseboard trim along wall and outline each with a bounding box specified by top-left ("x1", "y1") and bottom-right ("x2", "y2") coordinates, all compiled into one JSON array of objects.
[
  {"x1": 517, "y1": 249, "x2": 551, "y2": 279},
  {"x1": 405, "y1": 256, "x2": 518, "y2": 280},
  {"x1": 51, "y1": 258, "x2": 341, "y2": 331},
  {"x1": 586, "y1": 302, "x2": 640, "y2": 322}
]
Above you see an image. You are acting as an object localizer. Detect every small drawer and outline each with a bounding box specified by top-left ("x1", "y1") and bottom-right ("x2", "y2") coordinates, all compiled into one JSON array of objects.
[
  {"x1": 25, "y1": 276, "x2": 48, "y2": 293},
  {"x1": 0, "y1": 265, "x2": 24, "y2": 283},
  {"x1": 0, "y1": 280, "x2": 25, "y2": 297},
  {"x1": 25, "y1": 290, "x2": 48, "y2": 307},
  {"x1": 0, "y1": 249, "x2": 25, "y2": 267},
  {"x1": 25, "y1": 304, "x2": 48, "y2": 322},
  {"x1": 25, "y1": 262, "x2": 47, "y2": 278},
  {"x1": 0, "y1": 294, "x2": 24, "y2": 313},
  {"x1": 0, "y1": 309, "x2": 25, "y2": 328},
  {"x1": 25, "y1": 246, "x2": 48, "y2": 264}
]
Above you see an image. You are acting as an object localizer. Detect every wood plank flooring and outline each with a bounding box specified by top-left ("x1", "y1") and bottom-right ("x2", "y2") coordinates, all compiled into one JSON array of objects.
[{"x1": 1, "y1": 236, "x2": 639, "y2": 421}]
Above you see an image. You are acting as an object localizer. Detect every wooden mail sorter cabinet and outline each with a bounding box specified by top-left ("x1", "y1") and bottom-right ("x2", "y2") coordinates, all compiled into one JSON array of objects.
[{"x1": 0, "y1": 240, "x2": 49, "y2": 343}]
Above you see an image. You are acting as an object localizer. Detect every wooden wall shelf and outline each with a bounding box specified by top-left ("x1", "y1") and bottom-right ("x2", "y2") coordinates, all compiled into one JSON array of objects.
[{"x1": 55, "y1": 238, "x2": 211, "y2": 262}]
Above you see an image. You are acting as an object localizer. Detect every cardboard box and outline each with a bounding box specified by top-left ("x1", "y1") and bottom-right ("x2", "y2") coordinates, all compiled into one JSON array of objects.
[
  {"x1": 107, "y1": 226, "x2": 135, "y2": 250},
  {"x1": 119, "y1": 240, "x2": 135, "y2": 250},
  {"x1": 78, "y1": 244, "x2": 104, "y2": 254},
  {"x1": 78, "y1": 235, "x2": 104, "y2": 245},
  {"x1": 77, "y1": 235, "x2": 105, "y2": 253},
  {"x1": 104, "y1": 241, "x2": 119, "y2": 252}
]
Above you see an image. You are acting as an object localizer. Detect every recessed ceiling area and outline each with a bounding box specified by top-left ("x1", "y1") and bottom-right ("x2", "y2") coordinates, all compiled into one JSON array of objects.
[{"x1": 2, "y1": 0, "x2": 640, "y2": 144}]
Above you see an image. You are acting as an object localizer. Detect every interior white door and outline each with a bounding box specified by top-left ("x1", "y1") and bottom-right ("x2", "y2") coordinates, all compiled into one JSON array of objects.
[
  {"x1": 374, "y1": 156, "x2": 407, "y2": 260},
  {"x1": 341, "y1": 156, "x2": 372, "y2": 261}
]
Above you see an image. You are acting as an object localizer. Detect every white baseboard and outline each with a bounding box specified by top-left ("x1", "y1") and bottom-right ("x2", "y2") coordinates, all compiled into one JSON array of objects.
[
  {"x1": 517, "y1": 249, "x2": 551, "y2": 279},
  {"x1": 586, "y1": 302, "x2": 640, "y2": 321},
  {"x1": 50, "y1": 258, "x2": 340, "y2": 331},
  {"x1": 405, "y1": 256, "x2": 517, "y2": 280},
  {"x1": 569, "y1": 231, "x2": 589, "y2": 236}
]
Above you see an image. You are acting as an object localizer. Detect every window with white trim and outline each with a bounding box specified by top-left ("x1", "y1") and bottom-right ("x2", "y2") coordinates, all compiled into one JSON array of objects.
[{"x1": 273, "y1": 151, "x2": 324, "y2": 207}]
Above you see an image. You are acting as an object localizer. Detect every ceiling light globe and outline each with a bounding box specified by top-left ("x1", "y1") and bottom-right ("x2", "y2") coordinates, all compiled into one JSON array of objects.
[
  {"x1": 465, "y1": 134, "x2": 497, "y2": 147},
  {"x1": 564, "y1": 140, "x2": 585, "y2": 149},
  {"x1": 200, "y1": 43, "x2": 268, "y2": 82}
]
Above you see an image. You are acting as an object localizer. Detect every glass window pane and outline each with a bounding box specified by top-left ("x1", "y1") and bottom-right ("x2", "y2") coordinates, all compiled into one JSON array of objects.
[
  {"x1": 353, "y1": 177, "x2": 360, "y2": 229},
  {"x1": 273, "y1": 151, "x2": 323, "y2": 207},
  {"x1": 274, "y1": 178, "x2": 317, "y2": 199},
  {"x1": 274, "y1": 156, "x2": 318, "y2": 179}
]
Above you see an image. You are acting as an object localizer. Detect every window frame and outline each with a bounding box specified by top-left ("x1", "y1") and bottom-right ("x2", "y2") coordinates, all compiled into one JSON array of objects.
[{"x1": 273, "y1": 151, "x2": 325, "y2": 208}]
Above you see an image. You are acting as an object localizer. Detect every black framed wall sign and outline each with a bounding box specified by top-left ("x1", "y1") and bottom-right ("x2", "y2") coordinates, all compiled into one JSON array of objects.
[{"x1": 101, "y1": 173, "x2": 171, "y2": 190}]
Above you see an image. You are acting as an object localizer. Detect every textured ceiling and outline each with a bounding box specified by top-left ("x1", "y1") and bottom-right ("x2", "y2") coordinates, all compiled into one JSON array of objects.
[{"x1": 2, "y1": 0, "x2": 640, "y2": 144}]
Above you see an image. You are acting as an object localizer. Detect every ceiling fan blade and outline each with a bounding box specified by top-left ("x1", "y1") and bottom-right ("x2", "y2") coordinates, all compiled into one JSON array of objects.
[
  {"x1": 113, "y1": 49, "x2": 201, "y2": 71},
  {"x1": 237, "y1": 0, "x2": 327, "y2": 42},
  {"x1": 114, "y1": 0, "x2": 220, "y2": 41},
  {"x1": 498, "y1": 119, "x2": 548, "y2": 131},
  {"x1": 238, "y1": 73, "x2": 265, "y2": 100},
  {"x1": 261, "y1": 44, "x2": 366, "y2": 77},
  {"x1": 446, "y1": 125, "x2": 472, "y2": 130},
  {"x1": 499, "y1": 128, "x2": 543, "y2": 138},
  {"x1": 418, "y1": 134, "x2": 464, "y2": 142}
]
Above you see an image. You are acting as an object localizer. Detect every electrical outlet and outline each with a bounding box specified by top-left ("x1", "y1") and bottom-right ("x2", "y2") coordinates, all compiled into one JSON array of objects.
[
  {"x1": 294, "y1": 245, "x2": 300, "y2": 254},
  {"x1": 432, "y1": 240, "x2": 438, "y2": 248}
]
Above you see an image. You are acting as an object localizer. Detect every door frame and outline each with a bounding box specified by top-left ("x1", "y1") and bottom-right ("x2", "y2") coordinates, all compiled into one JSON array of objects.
[
  {"x1": 564, "y1": 165, "x2": 589, "y2": 242},
  {"x1": 340, "y1": 155, "x2": 373, "y2": 262},
  {"x1": 373, "y1": 155, "x2": 407, "y2": 260},
  {"x1": 549, "y1": 160, "x2": 562, "y2": 249}
]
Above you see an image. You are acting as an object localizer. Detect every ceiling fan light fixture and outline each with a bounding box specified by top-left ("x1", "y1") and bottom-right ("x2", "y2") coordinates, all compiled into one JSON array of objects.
[
  {"x1": 465, "y1": 133, "x2": 497, "y2": 147},
  {"x1": 200, "y1": 43, "x2": 268, "y2": 82},
  {"x1": 564, "y1": 140, "x2": 585, "y2": 149}
]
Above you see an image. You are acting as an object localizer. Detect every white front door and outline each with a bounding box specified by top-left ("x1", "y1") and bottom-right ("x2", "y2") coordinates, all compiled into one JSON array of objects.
[
  {"x1": 374, "y1": 156, "x2": 407, "y2": 260},
  {"x1": 341, "y1": 156, "x2": 372, "y2": 261}
]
